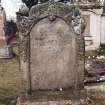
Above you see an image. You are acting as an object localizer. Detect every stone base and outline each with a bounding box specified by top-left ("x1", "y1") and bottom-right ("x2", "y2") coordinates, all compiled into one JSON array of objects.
[
  {"x1": 16, "y1": 90, "x2": 87, "y2": 105},
  {"x1": 0, "y1": 45, "x2": 13, "y2": 58},
  {"x1": 17, "y1": 99, "x2": 87, "y2": 105}
]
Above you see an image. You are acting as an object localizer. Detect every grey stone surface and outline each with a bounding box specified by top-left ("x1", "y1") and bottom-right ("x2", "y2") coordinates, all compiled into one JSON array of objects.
[
  {"x1": 17, "y1": 2, "x2": 86, "y2": 105},
  {"x1": 16, "y1": 90, "x2": 87, "y2": 105},
  {"x1": 0, "y1": 45, "x2": 12, "y2": 58},
  {"x1": 30, "y1": 18, "x2": 77, "y2": 90},
  {"x1": 17, "y1": 99, "x2": 87, "y2": 105},
  {"x1": 17, "y1": 1, "x2": 85, "y2": 92}
]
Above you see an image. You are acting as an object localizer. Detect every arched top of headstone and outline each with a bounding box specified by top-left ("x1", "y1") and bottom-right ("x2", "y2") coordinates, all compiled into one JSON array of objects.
[
  {"x1": 17, "y1": 1, "x2": 85, "y2": 36},
  {"x1": 29, "y1": 1, "x2": 73, "y2": 17}
]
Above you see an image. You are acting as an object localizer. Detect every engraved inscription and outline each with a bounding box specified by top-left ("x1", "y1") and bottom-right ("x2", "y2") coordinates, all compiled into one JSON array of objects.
[
  {"x1": 33, "y1": 35, "x2": 59, "y2": 53},
  {"x1": 30, "y1": 18, "x2": 76, "y2": 90}
]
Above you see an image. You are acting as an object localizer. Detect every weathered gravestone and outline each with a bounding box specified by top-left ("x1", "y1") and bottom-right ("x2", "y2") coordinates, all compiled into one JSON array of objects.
[{"x1": 17, "y1": 1, "x2": 86, "y2": 105}]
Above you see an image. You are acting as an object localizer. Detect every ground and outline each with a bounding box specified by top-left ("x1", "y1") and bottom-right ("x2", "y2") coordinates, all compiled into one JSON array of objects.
[
  {"x1": 88, "y1": 98, "x2": 105, "y2": 105},
  {"x1": 0, "y1": 50, "x2": 105, "y2": 105},
  {"x1": 0, "y1": 57, "x2": 22, "y2": 104}
]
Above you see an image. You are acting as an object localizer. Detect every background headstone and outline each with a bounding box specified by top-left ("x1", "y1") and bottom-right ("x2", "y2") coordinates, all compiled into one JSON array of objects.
[{"x1": 0, "y1": 5, "x2": 12, "y2": 58}]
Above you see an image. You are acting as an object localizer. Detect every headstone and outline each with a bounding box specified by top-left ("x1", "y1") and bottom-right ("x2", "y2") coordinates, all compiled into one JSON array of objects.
[
  {"x1": 0, "y1": 5, "x2": 12, "y2": 58},
  {"x1": 17, "y1": 1, "x2": 86, "y2": 105}
]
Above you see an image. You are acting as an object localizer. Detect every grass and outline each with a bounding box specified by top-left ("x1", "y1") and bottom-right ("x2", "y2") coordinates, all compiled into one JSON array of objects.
[
  {"x1": 88, "y1": 97, "x2": 105, "y2": 105},
  {"x1": 0, "y1": 57, "x2": 22, "y2": 104}
]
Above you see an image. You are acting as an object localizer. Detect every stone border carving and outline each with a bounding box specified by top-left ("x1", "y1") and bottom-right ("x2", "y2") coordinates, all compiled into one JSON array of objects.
[{"x1": 17, "y1": 1, "x2": 85, "y2": 94}]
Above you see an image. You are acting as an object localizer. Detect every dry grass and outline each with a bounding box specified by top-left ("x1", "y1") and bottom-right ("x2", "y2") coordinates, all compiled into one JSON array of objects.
[
  {"x1": 0, "y1": 57, "x2": 22, "y2": 104},
  {"x1": 88, "y1": 98, "x2": 105, "y2": 105}
]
